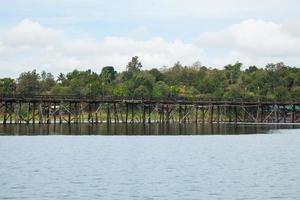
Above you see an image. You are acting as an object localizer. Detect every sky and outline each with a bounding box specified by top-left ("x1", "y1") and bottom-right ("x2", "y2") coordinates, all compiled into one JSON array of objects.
[{"x1": 0, "y1": 0, "x2": 300, "y2": 77}]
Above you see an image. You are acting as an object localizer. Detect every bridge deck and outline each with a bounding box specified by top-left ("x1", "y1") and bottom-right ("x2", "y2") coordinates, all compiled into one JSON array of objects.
[
  {"x1": 1, "y1": 95, "x2": 300, "y2": 105},
  {"x1": 0, "y1": 95, "x2": 300, "y2": 124}
]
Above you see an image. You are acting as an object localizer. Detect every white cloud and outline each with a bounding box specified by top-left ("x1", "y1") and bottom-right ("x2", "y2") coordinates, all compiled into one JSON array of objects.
[
  {"x1": 1, "y1": 18, "x2": 300, "y2": 78},
  {"x1": 197, "y1": 19, "x2": 300, "y2": 67},
  {"x1": 46, "y1": 36, "x2": 204, "y2": 70},
  {"x1": 0, "y1": 19, "x2": 204, "y2": 77},
  {"x1": 4, "y1": 19, "x2": 63, "y2": 47}
]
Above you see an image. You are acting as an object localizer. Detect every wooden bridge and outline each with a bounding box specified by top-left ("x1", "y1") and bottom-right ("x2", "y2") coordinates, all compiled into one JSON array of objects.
[{"x1": 0, "y1": 95, "x2": 300, "y2": 124}]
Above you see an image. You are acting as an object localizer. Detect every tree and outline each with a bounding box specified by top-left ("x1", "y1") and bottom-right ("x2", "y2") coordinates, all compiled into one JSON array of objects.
[
  {"x1": 224, "y1": 62, "x2": 242, "y2": 84},
  {"x1": 57, "y1": 73, "x2": 67, "y2": 84},
  {"x1": 149, "y1": 68, "x2": 164, "y2": 81},
  {"x1": 50, "y1": 84, "x2": 72, "y2": 95},
  {"x1": 100, "y1": 66, "x2": 116, "y2": 83},
  {"x1": 223, "y1": 84, "x2": 242, "y2": 99},
  {"x1": 274, "y1": 85, "x2": 290, "y2": 101},
  {"x1": 127, "y1": 56, "x2": 142, "y2": 72},
  {"x1": 291, "y1": 86, "x2": 300, "y2": 101},
  {"x1": 134, "y1": 85, "x2": 150, "y2": 97},
  {"x1": 112, "y1": 84, "x2": 129, "y2": 97},
  {"x1": 132, "y1": 71, "x2": 155, "y2": 92},
  {"x1": 16, "y1": 70, "x2": 41, "y2": 95},
  {"x1": 164, "y1": 62, "x2": 199, "y2": 86},
  {"x1": 40, "y1": 71, "x2": 55, "y2": 94},
  {"x1": 152, "y1": 81, "x2": 169, "y2": 98},
  {"x1": 246, "y1": 66, "x2": 258, "y2": 73},
  {"x1": 0, "y1": 78, "x2": 16, "y2": 95},
  {"x1": 65, "y1": 69, "x2": 100, "y2": 96},
  {"x1": 1, "y1": 60, "x2": 299, "y2": 101}
]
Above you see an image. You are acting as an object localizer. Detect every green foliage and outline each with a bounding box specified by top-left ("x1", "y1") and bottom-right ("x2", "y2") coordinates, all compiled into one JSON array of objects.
[
  {"x1": 112, "y1": 84, "x2": 130, "y2": 97},
  {"x1": 127, "y1": 56, "x2": 142, "y2": 72},
  {"x1": 1, "y1": 59, "x2": 299, "y2": 101},
  {"x1": 224, "y1": 62, "x2": 242, "y2": 84},
  {"x1": 134, "y1": 85, "x2": 150, "y2": 97},
  {"x1": 100, "y1": 66, "x2": 116, "y2": 83},
  {"x1": 164, "y1": 61, "x2": 200, "y2": 86},
  {"x1": 0, "y1": 78, "x2": 16, "y2": 95},
  {"x1": 40, "y1": 71, "x2": 55, "y2": 95},
  {"x1": 132, "y1": 71, "x2": 155, "y2": 92},
  {"x1": 16, "y1": 70, "x2": 41, "y2": 95},
  {"x1": 50, "y1": 84, "x2": 72, "y2": 95},
  {"x1": 291, "y1": 86, "x2": 300, "y2": 101},
  {"x1": 149, "y1": 68, "x2": 165, "y2": 81},
  {"x1": 152, "y1": 81, "x2": 169, "y2": 98},
  {"x1": 223, "y1": 84, "x2": 242, "y2": 99}
]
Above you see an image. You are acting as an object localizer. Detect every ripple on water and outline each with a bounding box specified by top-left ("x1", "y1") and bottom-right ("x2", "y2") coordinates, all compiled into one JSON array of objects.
[{"x1": 0, "y1": 128, "x2": 300, "y2": 200}]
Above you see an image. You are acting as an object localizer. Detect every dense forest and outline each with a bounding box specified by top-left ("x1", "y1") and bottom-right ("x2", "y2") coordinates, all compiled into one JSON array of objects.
[{"x1": 1, "y1": 56, "x2": 300, "y2": 101}]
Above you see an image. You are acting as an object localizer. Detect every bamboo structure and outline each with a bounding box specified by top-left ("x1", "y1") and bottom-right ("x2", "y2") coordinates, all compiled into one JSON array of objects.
[{"x1": 0, "y1": 96, "x2": 300, "y2": 124}]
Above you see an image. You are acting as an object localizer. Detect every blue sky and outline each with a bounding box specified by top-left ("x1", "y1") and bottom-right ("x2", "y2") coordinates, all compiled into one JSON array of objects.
[{"x1": 0, "y1": 0, "x2": 300, "y2": 77}]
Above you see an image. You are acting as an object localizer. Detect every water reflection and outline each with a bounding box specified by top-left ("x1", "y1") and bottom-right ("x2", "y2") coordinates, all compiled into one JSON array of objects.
[{"x1": 0, "y1": 123, "x2": 299, "y2": 136}]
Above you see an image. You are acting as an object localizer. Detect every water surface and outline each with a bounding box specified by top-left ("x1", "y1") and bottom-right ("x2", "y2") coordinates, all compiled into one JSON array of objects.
[{"x1": 0, "y1": 124, "x2": 299, "y2": 200}]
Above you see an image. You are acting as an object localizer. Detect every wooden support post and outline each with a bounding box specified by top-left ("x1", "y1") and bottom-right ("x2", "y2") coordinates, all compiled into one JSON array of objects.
[
  {"x1": 32, "y1": 102, "x2": 36, "y2": 124},
  {"x1": 260, "y1": 105, "x2": 264, "y2": 123},
  {"x1": 195, "y1": 105, "x2": 198, "y2": 123},
  {"x1": 158, "y1": 104, "x2": 162, "y2": 123},
  {"x1": 91, "y1": 103, "x2": 94, "y2": 124},
  {"x1": 228, "y1": 106, "x2": 232, "y2": 123},
  {"x1": 80, "y1": 103, "x2": 84, "y2": 124},
  {"x1": 183, "y1": 105, "x2": 187, "y2": 123},
  {"x1": 18, "y1": 101, "x2": 22, "y2": 124},
  {"x1": 107, "y1": 103, "x2": 111, "y2": 124},
  {"x1": 162, "y1": 104, "x2": 165, "y2": 123},
  {"x1": 47, "y1": 103, "x2": 51, "y2": 124},
  {"x1": 14, "y1": 102, "x2": 19, "y2": 124},
  {"x1": 80, "y1": 102, "x2": 84, "y2": 123},
  {"x1": 74, "y1": 103, "x2": 78, "y2": 124},
  {"x1": 88, "y1": 103, "x2": 92, "y2": 124},
  {"x1": 59, "y1": 102, "x2": 63, "y2": 124},
  {"x1": 202, "y1": 105, "x2": 205, "y2": 123},
  {"x1": 53, "y1": 103, "x2": 57, "y2": 124},
  {"x1": 38, "y1": 103, "x2": 43, "y2": 124},
  {"x1": 113, "y1": 103, "x2": 118, "y2": 124},
  {"x1": 68, "y1": 102, "x2": 71, "y2": 124},
  {"x1": 125, "y1": 103, "x2": 128, "y2": 124},
  {"x1": 95, "y1": 103, "x2": 98, "y2": 124},
  {"x1": 283, "y1": 105, "x2": 286, "y2": 123},
  {"x1": 276, "y1": 105, "x2": 279, "y2": 123},
  {"x1": 142, "y1": 104, "x2": 146, "y2": 124},
  {"x1": 131, "y1": 103, "x2": 134, "y2": 123},
  {"x1": 8, "y1": 102, "x2": 12, "y2": 124},
  {"x1": 3, "y1": 102, "x2": 8, "y2": 124},
  {"x1": 210, "y1": 105, "x2": 214, "y2": 123},
  {"x1": 27, "y1": 102, "x2": 31, "y2": 124},
  {"x1": 148, "y1": 105, "x2": 151, "y2": 124},
  {"x1": 179, "y1": 105, "x2": 182, "y2": 124},
  {"x1": 243, "y1": 106, "x2": 247, "y2": 123},
  {"x1": 292, "y1": 105, "x2": 296, "y2": 123},
  {"x1": 166, "y1": 105, "x2": 170, "y2": 124},
  {"x1": 217, "y1": 105, "x2": 220, "y2": 123},
  {"x1": 234, "y1": 106, "x2": 238, "y2": 123}
]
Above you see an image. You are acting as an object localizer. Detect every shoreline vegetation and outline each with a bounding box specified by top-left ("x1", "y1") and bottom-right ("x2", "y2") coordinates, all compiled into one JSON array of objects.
[{"x1": 1, "y1": 57, "x2": 300, "y2": 101}]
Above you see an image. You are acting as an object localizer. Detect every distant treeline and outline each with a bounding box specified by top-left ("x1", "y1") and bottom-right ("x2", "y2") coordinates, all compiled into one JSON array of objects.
[{"x1": 1, "y1": 56, "x2": 300, "y2": 101}]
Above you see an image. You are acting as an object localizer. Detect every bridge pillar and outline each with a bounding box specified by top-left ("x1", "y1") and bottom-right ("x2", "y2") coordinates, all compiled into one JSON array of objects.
[{"x1": 292, "y1": 105, "x2": 296, "y2": 123}]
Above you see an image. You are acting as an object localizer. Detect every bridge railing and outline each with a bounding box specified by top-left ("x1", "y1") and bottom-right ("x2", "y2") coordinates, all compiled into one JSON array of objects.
[{"x1": 0, "y1": 94, "x2": 294, "y2": 103}]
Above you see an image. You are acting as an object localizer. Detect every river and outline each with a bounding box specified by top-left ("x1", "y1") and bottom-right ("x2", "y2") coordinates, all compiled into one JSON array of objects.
[{"x1": 0, "y1": 124, "x2": 299, "y2": 199}]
